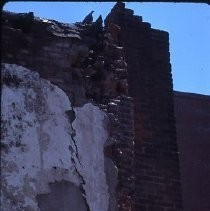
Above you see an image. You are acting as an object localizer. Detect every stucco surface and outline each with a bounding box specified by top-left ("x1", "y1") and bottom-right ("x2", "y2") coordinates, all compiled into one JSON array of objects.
[{"x1": 1, "y1": 63, "x2": 110, "y2": 211}]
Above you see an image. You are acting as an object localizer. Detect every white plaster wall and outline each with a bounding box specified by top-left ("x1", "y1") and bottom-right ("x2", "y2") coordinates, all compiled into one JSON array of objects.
[
  {"x1": 73, "y1": 104, "x2": 110, "y2": 211},
  {"x1": 1, "y1": 63, "x2": 110, "y2": 211}
]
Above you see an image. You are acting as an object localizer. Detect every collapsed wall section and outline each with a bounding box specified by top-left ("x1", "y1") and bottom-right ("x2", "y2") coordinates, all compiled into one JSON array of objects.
[
  {"x1": 1, "y1": 10, "x2": 135, "y2": 211},
  {"x1": 105, "y1": 2, "x2": 183, "y2": 211}
]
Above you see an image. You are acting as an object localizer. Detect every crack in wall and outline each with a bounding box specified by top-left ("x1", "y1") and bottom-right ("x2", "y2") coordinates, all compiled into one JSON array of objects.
[
  {"x1": 66, "y1": 108, "x2": 90, "y2": 211},
  {"x1": 72, "y1": 103, "x2": 110, "y2": 211}
]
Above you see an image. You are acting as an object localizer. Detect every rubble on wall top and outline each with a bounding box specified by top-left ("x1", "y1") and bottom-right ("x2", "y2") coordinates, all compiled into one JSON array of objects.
[
  {"x1": 46, "y1": 20, "x2": 81, "y2": 39},
  {"x1": 2, "y1": 10, "x2": 82, "y2": 39},
  {"x1": 2, "y1": 10, "x2": 105, "y2": 40},
  {"x1": 112, "y1": 2, "x2": 125, "y2": 10},
  {"x1": 111, "y1": 2, "x2": 134, "y2": 15}
]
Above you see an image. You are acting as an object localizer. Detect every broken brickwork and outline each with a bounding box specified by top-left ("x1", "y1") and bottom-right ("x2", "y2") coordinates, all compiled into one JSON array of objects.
[
  {"x1": 106, "y1": 96, "x2": 135, "y2": 210},
  {"x1": 1, "y1": 9, "x2": 134, "y2": 211},
  {"x1": 105, "y1": 3, "x2": 183, "y2": 211}
]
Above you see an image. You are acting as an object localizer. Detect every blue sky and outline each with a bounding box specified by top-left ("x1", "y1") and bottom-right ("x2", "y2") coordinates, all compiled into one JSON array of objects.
[{"x1": 3, "y1": 2, "x2": 210, "y2": 95}]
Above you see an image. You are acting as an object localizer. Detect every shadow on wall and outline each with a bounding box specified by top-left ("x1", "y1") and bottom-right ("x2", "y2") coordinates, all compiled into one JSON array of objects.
[{"x1": 36, "y1": 180, "x2": 88, "y2": 211}]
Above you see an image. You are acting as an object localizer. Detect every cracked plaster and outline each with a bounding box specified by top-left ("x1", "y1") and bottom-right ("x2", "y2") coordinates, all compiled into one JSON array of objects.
[{"x1": 1, "y1": 63, "x2": 111, "y2": 211}]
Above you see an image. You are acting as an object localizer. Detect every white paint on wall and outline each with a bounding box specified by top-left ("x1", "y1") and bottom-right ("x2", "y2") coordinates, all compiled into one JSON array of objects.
[
  {"x1": 73, "y1": 103, "x2": 110, "y2": 211},
  {"x1": 1, "y1": 63, "x2": 80, "y2": 210},
  {"x1": 1, "y1": 63, "x2": 110, "y2": 211}
]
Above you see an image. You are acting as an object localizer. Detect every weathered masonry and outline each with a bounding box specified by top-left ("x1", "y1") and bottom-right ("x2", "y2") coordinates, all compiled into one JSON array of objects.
[
  {"x1": 105, "y1": 3, "x2": 183, "y2": 211},
  {"x1": 1, "y1": 2, "x2": 210, "y2": 211},
  {"x1": 1, "y1": 4, "x2": 134, "y2": 211}
]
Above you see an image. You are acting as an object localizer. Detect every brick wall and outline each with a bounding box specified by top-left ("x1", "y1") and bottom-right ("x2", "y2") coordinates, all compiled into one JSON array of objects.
[
  {"x1": 1, "y1": 11, "x2": 87, "y2": 106},
  {"x1": 174, "y1": 91, "x2": 210, "y2": 211},
  {"x1": 106, "y1": 96, "x2": 135, "y2": 210},
  {"x1": 105, "y1": 3, "x2": 183, "y2": 211}
]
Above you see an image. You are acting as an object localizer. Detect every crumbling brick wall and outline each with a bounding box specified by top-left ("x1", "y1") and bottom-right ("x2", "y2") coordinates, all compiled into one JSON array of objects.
[
  {"x1": 1, "y1": 9, "x2": 135, "y2": 211},
  {"x1": 105, "y1": 3, "x2": 183, "y2": 211}
]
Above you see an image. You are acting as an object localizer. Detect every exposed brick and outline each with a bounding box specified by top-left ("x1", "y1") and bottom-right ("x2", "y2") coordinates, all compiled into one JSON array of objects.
[{"x1": 105, "y1": 2, "x2": 183, "y2": 210}]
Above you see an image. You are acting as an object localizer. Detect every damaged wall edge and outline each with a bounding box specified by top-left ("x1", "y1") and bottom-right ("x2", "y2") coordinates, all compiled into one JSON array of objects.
[{"x1": 1, "y1": 4, "x2": 135, "y2": 211}]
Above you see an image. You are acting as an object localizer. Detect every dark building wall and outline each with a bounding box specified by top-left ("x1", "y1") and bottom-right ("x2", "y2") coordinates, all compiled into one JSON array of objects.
[
  {"x1": 105, "y1": 3, "x2": 183, "y2": 211},
  {"x1": 174, "y1": 91, "x2": 210, "y2": 211}
]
